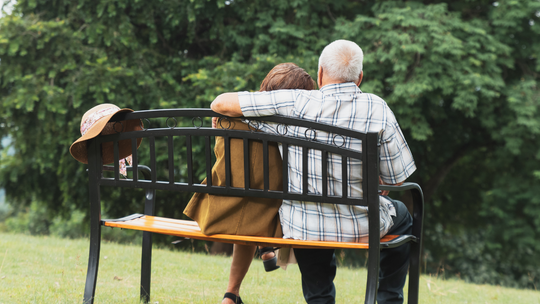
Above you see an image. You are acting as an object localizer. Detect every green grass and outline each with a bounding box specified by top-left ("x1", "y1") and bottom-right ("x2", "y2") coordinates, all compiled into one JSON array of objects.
[{"x1": 0, "y1": 233, "x2": 538, "y2": 303}]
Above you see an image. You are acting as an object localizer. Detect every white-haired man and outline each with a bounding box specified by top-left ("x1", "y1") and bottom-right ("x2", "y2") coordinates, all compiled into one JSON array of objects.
[{"x1": 211, "y1": 39, "x2": 416, "y2": 304}]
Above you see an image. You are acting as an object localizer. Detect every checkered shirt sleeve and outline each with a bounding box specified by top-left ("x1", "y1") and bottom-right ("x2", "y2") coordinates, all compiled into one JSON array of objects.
[{"x1": 379, "y1": 111, "x2": 417, "y2": 184}]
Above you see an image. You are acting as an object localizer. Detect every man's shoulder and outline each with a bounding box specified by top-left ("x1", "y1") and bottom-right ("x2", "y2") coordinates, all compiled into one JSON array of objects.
[
  {"x1": 357, "y1": 92, "x2": 400, "y2": 125},
  {"x1": 357, "y1": 91, "x2": 387, "y2": 104}
]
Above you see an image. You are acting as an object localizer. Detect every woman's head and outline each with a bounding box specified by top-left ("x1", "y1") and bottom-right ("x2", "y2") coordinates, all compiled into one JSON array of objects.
[{"x1": 260, "y1": 63, "x2": 315, "y2": 92}]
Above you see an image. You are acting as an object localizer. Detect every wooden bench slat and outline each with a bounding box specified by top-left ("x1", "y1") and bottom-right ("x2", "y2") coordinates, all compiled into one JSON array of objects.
[{"x1": 103, "y1": 215, "x2": 405, "y2": 250}]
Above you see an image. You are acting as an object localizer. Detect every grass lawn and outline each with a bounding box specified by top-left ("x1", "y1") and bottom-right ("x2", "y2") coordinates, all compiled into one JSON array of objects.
[{"x1": 0, "y1": 232, "x2": 539, "y2": 303}]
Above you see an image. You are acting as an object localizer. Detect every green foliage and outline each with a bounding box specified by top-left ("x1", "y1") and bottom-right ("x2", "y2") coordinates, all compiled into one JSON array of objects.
[
  {"x1": 0, "y1": 0, "x2": 539, "y2": 289},
  {"x1": 4, "y1": 201, "x2": 51, "y2": 235},
  {"x1": 425, "y1": 225, "x2": 540, "y2": 289}
]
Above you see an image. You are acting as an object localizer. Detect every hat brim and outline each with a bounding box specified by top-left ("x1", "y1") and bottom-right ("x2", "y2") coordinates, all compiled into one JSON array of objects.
[{"x1": 70, "y1": 109, "x2": 143, "y2": 164}]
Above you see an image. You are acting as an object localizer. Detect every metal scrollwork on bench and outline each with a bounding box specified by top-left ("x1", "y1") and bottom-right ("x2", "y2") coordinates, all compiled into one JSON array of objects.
[
  {"x1": 141, "y1": 119, "x2": 150, "y2": 131},
  {"x1": 218, "y1": 117, "x2": 232, "y2": 129},
  {"x1": 248, "y1": 120, "x2": 261, "y2": 132},
  {"x1": 192, "y1": 117, "x2": 204, "y2": 129},
  {"x1": 166, "y1": 117, "x2": 178, "y2": 129},
  {"x1": 304, "y1": 128, "x2": 317, "y2": 141},
  {"x1": 332, "y1": 134, "x2": 346, "y2": 147},
  {"x1": 276, "y1": 123, "x2": 288, "y2": 136}
]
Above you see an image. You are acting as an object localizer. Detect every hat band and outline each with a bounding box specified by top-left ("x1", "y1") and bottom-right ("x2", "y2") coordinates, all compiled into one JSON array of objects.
[{"x1": 81, "y1": 106, "x2": 120, "y2": 135}]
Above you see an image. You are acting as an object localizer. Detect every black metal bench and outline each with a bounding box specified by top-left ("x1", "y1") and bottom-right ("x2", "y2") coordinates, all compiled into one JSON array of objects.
[{"x1": 82, "y1": 108, "x2": 424, "y2": 304}]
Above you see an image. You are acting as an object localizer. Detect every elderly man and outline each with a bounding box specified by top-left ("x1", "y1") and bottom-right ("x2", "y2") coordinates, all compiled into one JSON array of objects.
[{"x1": 211, "y1": 40, "x2": 416, "y2": 304}]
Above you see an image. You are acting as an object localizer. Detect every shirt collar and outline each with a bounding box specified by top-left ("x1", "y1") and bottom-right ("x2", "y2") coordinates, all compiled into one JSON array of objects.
[{"x1": 319, "y1": 82, "x2": 362, "y2": 96}]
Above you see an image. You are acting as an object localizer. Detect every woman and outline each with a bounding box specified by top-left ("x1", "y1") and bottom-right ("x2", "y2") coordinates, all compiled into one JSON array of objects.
[{"x1": 183, "y1": 63, "x2": 315, "y2": 304}]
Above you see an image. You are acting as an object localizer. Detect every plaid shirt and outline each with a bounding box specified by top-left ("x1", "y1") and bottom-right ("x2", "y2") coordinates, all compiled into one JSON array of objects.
[{"x1": 238, "y1": 82, "x2": 416, "y2": 242}]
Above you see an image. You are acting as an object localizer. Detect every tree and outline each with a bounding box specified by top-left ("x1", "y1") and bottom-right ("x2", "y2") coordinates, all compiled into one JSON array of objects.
[{"x1": 1, "y1": 0, "x2": 539, "y2": 288}]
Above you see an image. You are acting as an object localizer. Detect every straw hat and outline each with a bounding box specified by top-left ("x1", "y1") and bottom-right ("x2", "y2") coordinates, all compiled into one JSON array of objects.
[{"x1": 70, "y1": 103, "x2": 143, "y2": 166}]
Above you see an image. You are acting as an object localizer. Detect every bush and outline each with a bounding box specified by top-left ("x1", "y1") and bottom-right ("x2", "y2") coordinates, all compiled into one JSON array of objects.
[
  {"x1": 424, "y1": 224, "x2": 540, "y2": 289},
  {"x1": 4, "y1": 201, "x2": 51, "y2": 235}
]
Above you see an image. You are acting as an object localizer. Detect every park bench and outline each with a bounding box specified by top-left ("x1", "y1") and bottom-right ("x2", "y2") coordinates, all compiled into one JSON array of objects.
[{"x1": 82, "y1": 108, "x2": 424, "y2": 304}]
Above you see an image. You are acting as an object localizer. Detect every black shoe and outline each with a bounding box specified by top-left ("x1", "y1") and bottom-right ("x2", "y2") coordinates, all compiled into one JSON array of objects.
[
  {"x1": 260, "y1": 247, "x2": 280, "y2": 272},
  {"x1": 223, "y1": 292, "x2": 243, "y2": 304}
]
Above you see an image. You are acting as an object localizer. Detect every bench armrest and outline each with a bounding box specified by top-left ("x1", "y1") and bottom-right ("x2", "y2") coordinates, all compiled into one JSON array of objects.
[
  {"x1": 379, "y1": 182, "x2": 424, "y2": 251},
  {"x1": 378, "y1": 182, "x2": 422, "y2": 193}
]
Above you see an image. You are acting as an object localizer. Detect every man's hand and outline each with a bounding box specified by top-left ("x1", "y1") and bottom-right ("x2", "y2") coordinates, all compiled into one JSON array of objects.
[
  {"x1": 212, "y1": 116, "x2": 219, "y2": 129},
  {"x1": 211, "y1": 92, "x2": 242, "y2": 117},
  {"x1": 379, "y1": 176, "x2": 403, "y2": 196}
]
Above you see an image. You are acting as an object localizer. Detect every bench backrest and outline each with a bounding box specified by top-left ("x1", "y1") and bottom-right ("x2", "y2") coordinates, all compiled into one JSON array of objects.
[{"x1": 86, "y1": 108, "x2": 382, "y2": 242}]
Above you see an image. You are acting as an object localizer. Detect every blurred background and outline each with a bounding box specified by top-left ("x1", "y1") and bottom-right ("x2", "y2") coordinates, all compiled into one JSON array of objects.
[{"x1": 0, "y1": 0, "x2": 539, "y2": 290}]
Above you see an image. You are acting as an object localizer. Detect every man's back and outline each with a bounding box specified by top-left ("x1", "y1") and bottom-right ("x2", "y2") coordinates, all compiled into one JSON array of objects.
[{"x1": 238, "y1": 82, "x2": 416, "y2": 242}]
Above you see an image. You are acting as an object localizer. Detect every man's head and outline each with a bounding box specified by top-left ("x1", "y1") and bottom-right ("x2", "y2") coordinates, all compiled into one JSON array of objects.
[{"x1": 318, "y1": 40, "x2": 364, "y2": 88}]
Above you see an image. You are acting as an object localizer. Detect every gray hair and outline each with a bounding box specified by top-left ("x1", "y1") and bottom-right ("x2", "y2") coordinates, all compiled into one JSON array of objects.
[{"x1": 318, "y1": 40, "x2": 364, "y2": 82}]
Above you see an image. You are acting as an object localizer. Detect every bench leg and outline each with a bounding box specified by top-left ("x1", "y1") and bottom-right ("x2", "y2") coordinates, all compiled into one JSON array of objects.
[
  {"x1": 408, "y1": 186, "x2": 424, "y2": 304},
  {"x1": 365, "y1": 237, "x2": 380, "y2": 304},
  {"x1": 140, "y1": 231, "x2": 153, "y2": 303},
  {"x1": 407, "y1": 241, "x2": 421, "y2": 304},
  {"x1": 83, "y1": 220, "x2": 101, "y2": 304},
  {"x1": 365, "y1": 257, "x2": 379, "y2": 304},
  {"x1": 140, "y1": 186, "x2": 156, "y2": 303}
]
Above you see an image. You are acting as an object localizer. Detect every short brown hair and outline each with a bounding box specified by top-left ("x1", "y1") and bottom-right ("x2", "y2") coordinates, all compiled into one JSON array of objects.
[{"x1": 260, "y1": 63, "x2": 315, "y2": 92}]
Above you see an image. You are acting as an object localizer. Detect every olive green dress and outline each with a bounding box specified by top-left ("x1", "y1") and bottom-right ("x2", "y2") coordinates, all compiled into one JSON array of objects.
[{"x1": 183, "y1": 118, "x2": 283, "y2": 238}]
